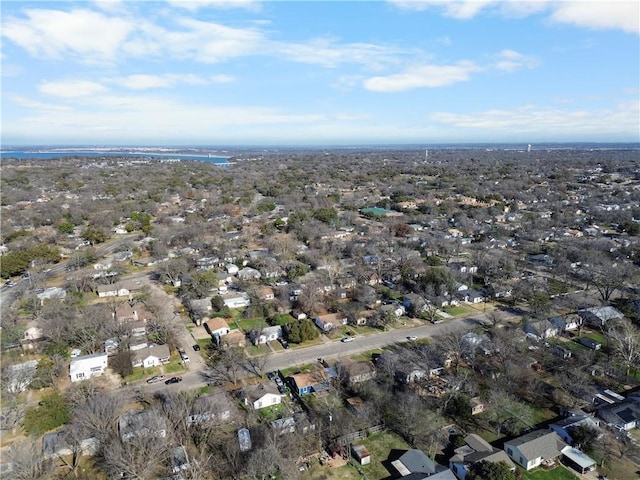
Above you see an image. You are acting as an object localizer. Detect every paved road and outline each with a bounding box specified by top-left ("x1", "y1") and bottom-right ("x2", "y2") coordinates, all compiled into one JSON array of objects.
[{"x1": 138, "y1": 306, "x2": 517, "y2": 396}]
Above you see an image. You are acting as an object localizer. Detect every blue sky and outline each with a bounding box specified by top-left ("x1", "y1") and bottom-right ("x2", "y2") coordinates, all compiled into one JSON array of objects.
[{"x1": 1, "y1": 0, "x2": 638, "y2": 146}]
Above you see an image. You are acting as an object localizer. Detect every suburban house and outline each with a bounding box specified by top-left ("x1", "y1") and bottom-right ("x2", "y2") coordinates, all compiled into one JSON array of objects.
[
  {"x1": 461, "y1": 288, "x2": 486, "y2": 304},
  {"x1": 549, "y1": 411, "x2": 601, "y2": 445},
  {"x1": 596, "y1": 398, "x2": 640, "y2": 431},
  {"x1": 69, "y1": 352, "x2": 109, "y2": 383},
  {"x1": 250, "y1": 325, "x2": 282, "y2": 345},
  {"x1": 348, "y1": 309, "x2": 375, "y2": 327},
  {"x1": 403, "y1": 293, "x2": 429, "y2": 314},
  {"x1": 96, "y1": 284, "x2": 130, "y2": 298},
  {"x1": 118, "y1": 409, "x2": 167, "y2": 442},
  {"x1": 549, "y1": 314, "x2": 583, "y2": 332},
  {"x1": 187, "y1": 390, "x2": 233, "y2": 426},
  {"x1": 20, "y1": 326, "x2": 46, "y2": 351},
  {"x1": 222, "y1": 292, "x2": 251, "y2": 309},
  {"x1": 578, "y1": 306, "x2": 624, "y2": 328},
  {"x1": 288, "y1": 370, "x2": 330, "y2": 396},
  {"x1": 242, "y1": 382, "x2": 282, "y2": 410},
  {"x1": 395, "y1": 366, "x2": 427, "y2": 384},
  {"x1": 42, "y1": 430, "x2": 98, "y2": 460},
  {"x1": 449, "y1": 433, "x2": 516, "y2": 480},
  {"x1": 237, "y1": 267, "x2": 261, "y2": 281},
  {"x1": 503, "y1": 429, "x2": 568, "y2": 471},
  {"x1": 36, "y1": 287, "x2": 66, "y2": 305},
  {"x1": 131, "y1": 344, "x2": 170, "y2": 368},
  {"x1": 461, "y1": 332, "x2": 492, "y2": 357},
  {"x1": 254, "y1": 286, "x2": 275, "y2": 301},
  {"x1": 225, "y1": 263, "x2": 239, "y2": 274},
  {"x1": 340, "y1": 360, "x2": 377, "y2": 386},
  {"x1": 204, "y1": 317, "x2": 231, "y2": 338},
  {"x1": 314, "y1": 313, "x2": 347, "y2": 332},
  {"x1": 524, "y1": 320, "x2": 559, "y2": 341},
  {"x1": 391, "y1": 449, "x2": 456, "y2": 479}
]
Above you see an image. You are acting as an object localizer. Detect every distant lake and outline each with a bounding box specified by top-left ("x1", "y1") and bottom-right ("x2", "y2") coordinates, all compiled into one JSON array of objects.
[{"x1": 0, "y1": 149, "x2": 229, "y2": 164}]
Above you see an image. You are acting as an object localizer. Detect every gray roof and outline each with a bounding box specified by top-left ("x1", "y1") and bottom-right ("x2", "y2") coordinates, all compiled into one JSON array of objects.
[
  {"x1": 396, "y1": 449, "x2": 437, "y2": 474},
  {"x1": 504, "y1": 430, "x2": 567, "y2": 462},
  {"x1": 561, "y1": 446, "x2": 596, "y2": 470}
]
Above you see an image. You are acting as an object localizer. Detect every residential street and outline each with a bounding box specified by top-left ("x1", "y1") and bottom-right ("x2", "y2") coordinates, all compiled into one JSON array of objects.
[{"x1": 138, "y1": 298, "x2": 516, "y2": 395}]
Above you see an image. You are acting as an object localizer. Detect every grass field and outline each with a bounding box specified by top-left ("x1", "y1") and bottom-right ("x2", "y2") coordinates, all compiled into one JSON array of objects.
[
  {"x1": 301, "y1": 429, "x2": 412, "y2": 480},
  {"x1": 521, "y1": 466, "x2": 578, "y2": 479}
]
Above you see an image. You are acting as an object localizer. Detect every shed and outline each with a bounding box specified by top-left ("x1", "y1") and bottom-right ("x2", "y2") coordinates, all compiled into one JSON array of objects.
[
  {"x1": 351, "y1": 444, "x2": 371, "y2": 465},
  {"x1": 238, "y1": 427, "x2": 252, "y2": 452}
]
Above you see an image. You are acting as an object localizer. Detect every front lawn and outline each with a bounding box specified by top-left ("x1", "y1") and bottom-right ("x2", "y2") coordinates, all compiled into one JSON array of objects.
[{"x1": 521, "y1": 466, "x2": 578, "y2": 479}]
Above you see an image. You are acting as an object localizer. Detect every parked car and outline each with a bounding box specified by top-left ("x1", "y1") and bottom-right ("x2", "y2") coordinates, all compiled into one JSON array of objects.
[
  {"x1": 341, "y1": 336, "x2": 354, "y2": 343},
  {"x1": 146, "y1": 375, "x2": 166, "y2": 384},
  {"x1": 4, "y1": 281, "x2": 16, "y2": 288},
  {"x1": 165, "y1": 377, "x2": 182, "y2": 385},
  {"x1": 180, "y1": 353, "x2": 190, "y2": 363},
  {"x1": 407, "y1": 335, "x2": 418, "y2": 341},
  {"x1": 192, "y1": 344, "x2": 201, "y2": 351},
  {"x1": 279, "y1": 338, "x2": 290, "y2": 349}
]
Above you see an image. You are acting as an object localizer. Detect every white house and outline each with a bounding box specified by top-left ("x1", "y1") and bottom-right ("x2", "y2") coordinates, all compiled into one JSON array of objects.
[
  {"x1": 314, "y1": 313, "x2": 347, "y2": 332},
  {"x1": 504, "y1": 430, "x2": 567, "y2": 471},
  {"x1": 226, "y1": 263, "x2": 239, "y2": 274},
  {"x1": 524, "y1": 320, "x2": 560, "y2": 341},
  {"x1": 131, "y1": 345, "x2": 170, "y2": 368},
  {"x1": 36, "y1": 287, "x2": 66, "y2": 305},
  {"x1": 222, "y1": 292, "x2": 251, "y2": 309},
  {"x1": 244, "y1": 383, "x2": 283, "y2": 410},
  {"x1": 205, "y1": 317, "x2": 231, "y2": 338},
  {"x1": 69, "y1": 352, "x2": 109, "y2": 382},
  {"x1": 251, "y1": 325, "x2": 282, "y2": 345}
]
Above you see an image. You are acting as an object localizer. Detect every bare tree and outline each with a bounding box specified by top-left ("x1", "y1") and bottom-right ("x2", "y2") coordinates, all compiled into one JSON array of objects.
[
  {"x1": 607, "y1": 318, "x2": 640, "y2": 376},
  {"x1": 4, "y1": 440, "x2": 53, "y2": 480},
  {"x1": 68, "y1": 387, "x2": 125, "y2": 445},
  {"x1": 100, "y1": 434, "x2": 171, "y2": 480}
]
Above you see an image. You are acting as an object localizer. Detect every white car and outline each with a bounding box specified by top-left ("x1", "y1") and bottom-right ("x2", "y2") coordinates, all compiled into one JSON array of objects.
[
  {"x1": 341, "y1": 337, "x2": 354, "y2": 343},
  {"x1": 407, "y1": 335, "x2": 418, "y2": 341}
]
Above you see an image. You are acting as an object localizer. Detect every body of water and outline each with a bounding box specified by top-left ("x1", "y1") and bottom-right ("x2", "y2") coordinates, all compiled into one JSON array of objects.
[{"x1": 0, "y1": 149, "x2": 229, "y2": 164}]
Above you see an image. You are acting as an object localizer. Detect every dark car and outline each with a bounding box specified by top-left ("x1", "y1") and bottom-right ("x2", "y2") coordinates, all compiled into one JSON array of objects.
[
  {"x1": 192, "y1": 344, "x2": 201, "y2": 351},
  {"x1": 279, "y1": 338, "x2": 290, "y2": 349},
  {"x1": 164, "y1": 376, "x2": 182, "y2": 385}
]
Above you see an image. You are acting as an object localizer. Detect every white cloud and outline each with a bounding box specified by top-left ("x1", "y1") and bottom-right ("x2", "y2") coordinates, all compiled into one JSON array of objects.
[
  {"x1": 166, "y1": 0, "x2": 262, "y2": 12},
  {"x1": 387, "y1": 0, "x2": 497, "y2": 18},
  {"x1": 209, "y1": 74, "x2": 235, "y2": 83},
  {"x1": 38, "y1": 80, "x2": 108, "y2": 98},
  {"x1": 388, "y1": 0, "x2": 639, "y2": 34},
  {"x1": 109, "y1": 73, "x2": 232, "y2": 89},
  {"x1": 364, "y1": 61, "x2": 480, "y2": 92},
  {"x1": 492, "y1": 49, "x2": 540, "y2": 72},
  {"x1": 1, "y1": 8, "x2": 133, "y2": 62},
  {"x1": 549, "y1": 1, "x2": 639, "y2": 35},
  {"x1": 270, "y1": 38, "x2": 406, "y2": 70}
]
